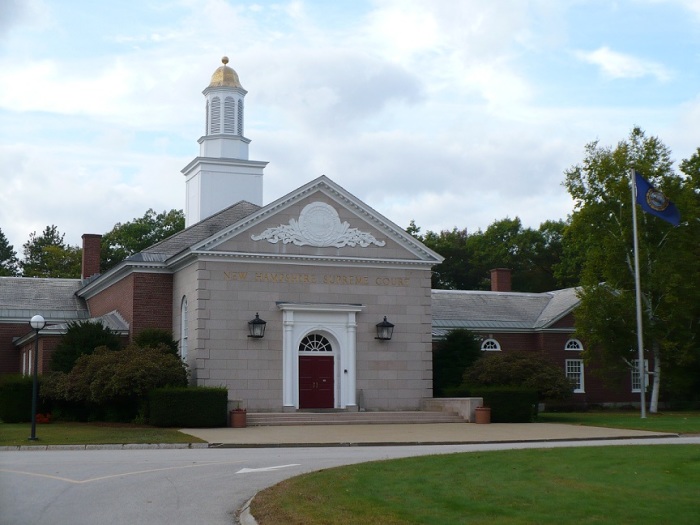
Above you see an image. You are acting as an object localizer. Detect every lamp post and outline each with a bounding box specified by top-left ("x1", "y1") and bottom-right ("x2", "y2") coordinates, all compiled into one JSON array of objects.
[{"x1": 29, "y1": 314, "x2": 46, "y2": 441}]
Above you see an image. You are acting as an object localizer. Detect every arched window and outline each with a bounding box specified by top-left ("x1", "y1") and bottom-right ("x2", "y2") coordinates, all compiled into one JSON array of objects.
[
  {"x1": 209, "y1": 96, "x2": 221, "y2": 133},
  {"x1": 237, "y1": 99, "x2": 244, "y2": 135},
  {"x1": 223, "y1": 96, "x2": 236, "y2": 133},
  {"x1": 481, "y1": 338, "x2": 501, "y2": 351},
  {"x1": 299, "y1": 333, "x2": 332, "y2": 353},
  {"x1": 565, "y1": 339, "x2": 583, "y2": 351},
  {"x1": 180, "y1": 296, "x2": 188, "y2": 361}
]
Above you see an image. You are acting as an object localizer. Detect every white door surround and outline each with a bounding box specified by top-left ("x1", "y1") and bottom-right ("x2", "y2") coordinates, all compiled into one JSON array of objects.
[{"x1": 278, "y1": 303, "x2": 364, "y2": 410}]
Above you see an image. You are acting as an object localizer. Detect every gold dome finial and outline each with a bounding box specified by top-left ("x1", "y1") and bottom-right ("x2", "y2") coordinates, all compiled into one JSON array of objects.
[{"x1": 208, "y1": 56, "x2": 242, "y2": 89}]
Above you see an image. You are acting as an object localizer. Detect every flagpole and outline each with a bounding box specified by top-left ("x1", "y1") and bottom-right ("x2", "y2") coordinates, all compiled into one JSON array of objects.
[{"x1": 630, "y1": 168, "x2": 647, "y2": 418}]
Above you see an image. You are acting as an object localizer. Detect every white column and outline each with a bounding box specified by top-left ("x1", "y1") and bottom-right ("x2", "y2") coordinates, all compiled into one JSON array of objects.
[
  {"x1": 345, "y1": 312, "x2": 357, "y2": 409},
  {"x1": 282, "y1": 312, "x2": 296, "y2": 408}
]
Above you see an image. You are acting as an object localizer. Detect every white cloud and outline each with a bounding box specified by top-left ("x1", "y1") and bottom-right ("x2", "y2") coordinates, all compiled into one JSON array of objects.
[{"x1": 574, "y1": 46, "x2": 672, "y2": 82}]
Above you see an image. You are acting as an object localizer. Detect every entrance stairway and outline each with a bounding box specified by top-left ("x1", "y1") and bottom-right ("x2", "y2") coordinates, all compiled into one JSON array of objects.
[{"x1": 246, "y1": 410, "x2": 465, "y2": 426}]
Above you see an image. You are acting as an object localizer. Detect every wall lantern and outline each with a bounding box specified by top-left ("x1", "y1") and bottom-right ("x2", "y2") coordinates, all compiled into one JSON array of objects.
[
  {"x1": 28, "y1": 314, "x2": 46, "y2": 441},
  {"x1": 375, "y1": 316, "x2": 394, "y2": 341},
  {"x1": 248, "y1": 313, "x2": 267, "y2": 338}
]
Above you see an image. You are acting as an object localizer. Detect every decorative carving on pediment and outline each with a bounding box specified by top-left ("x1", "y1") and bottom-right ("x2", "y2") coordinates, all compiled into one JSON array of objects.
[{"x1": 251, "y1": 201, "x2": 386, "y2": 248}]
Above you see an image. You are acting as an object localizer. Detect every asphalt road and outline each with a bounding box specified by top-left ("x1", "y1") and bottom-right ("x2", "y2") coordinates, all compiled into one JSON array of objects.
[{"x1": 1, "y1": 437, "x2": 698, "y2": 525}]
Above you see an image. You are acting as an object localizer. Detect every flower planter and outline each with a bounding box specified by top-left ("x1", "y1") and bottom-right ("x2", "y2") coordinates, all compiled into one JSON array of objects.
[
  {"x1": 475, "y1": 407, "x2": 491, "y2": 424},
  {"x1": 230, "y1": 409, "x2": 247, "y2": 428}
]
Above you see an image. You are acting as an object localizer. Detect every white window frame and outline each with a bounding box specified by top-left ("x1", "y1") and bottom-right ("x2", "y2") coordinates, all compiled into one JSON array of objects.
[
  {"x1": 565, "y1": 339, "x2": 583, "y2": 351},
  {"x1": 180, "y1": 296, "x2": 188, "y2": 361},
  {"x1": 631, "y1": 359, "x2": 649, "y2": 393},
  {"x1": 565, "y1": 359, "x2": 585, "y2": 393},
  {"x1": 481, "y1": 338, "x2": 501, "y2": 351}
]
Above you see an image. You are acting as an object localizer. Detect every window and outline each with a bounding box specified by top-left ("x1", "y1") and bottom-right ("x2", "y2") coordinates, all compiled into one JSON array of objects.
[
  {"x1": 22, "y1": 350, "x2": 27, "y2": 376},
  {"x1": 565, "y1": 359, "x2": 584, "y2": 393},
  {"x1": 299, "y1": 334, "x2": 332, "y2": 353},
  {"x1": 180, "y1": 297, "x2": 188, "y2": 361},
  {"x1": 565, "y1": 339, "x2": 583, "y2": 351},
  {"x1": 223, "y1": 96, "x2": 235, "y2": 133},
  {"x1": 237, "y1": 99, "x2": 244, "y2": 135},
  {"x1": 631, "y1": 359, "x2": 649, "y2": 393},
  {"x1": 481, "y1": 338, "x2": 500, "y2": 351},
  {"x1": 209, "y1": 96, "x2": 221, "y2": 133}
]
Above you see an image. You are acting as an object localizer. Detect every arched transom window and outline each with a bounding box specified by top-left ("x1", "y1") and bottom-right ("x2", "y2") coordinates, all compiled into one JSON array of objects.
[
  {"x1": 565, "y1": 339, "x2": 583, "y2": 351},
  {"x1": 299, "y1": 334, "x2": 332, "y2": 353},
  {"x1": 481, "y1": 338, "x2": 501, "y2": 351}
]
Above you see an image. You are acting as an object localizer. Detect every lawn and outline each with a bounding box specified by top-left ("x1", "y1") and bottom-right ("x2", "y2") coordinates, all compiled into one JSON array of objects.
[
  {"x1": 537, "y1": 410, "x2": 700, "y2": 434},
  {"x1": 0, "y1": 422, "x2": 205, "y2": 446},
  {"x1": 251, "y1": 444, "x2": 700, "y2": 525}
]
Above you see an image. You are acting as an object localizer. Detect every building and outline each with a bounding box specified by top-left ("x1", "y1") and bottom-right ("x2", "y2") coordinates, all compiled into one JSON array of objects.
[{"x1": 0, "y1": 58, "x2": 643, "y2": 411}]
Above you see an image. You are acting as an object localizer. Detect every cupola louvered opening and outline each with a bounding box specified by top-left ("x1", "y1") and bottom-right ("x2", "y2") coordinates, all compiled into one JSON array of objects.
[
  {"x1": 237, "y1": 99, "x2": 244, "y2": 135},
  {"x1": 224, "y1": 96, "x2": 236, "y2": 133},
  {"x1": 210, "y1": 96, "x2": 221, "y2": 134}
]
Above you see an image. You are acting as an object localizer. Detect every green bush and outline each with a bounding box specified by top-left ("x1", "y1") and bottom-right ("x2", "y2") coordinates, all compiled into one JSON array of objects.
[
  {"x1": 50, "y1": 320, "x2": 122, "y2": 373},
  {"x1": 133, "y1": 328, "x2": 179, "y2": 355},
  {"x1": 474, "y1": 386, "x2": 539, "y2": 422},
  {"x1": 41, "y1": 343, "x2": 188, "y2": 422},
  {"x1": 464, "y1": 352, "x2": 574, "y2": 400},
  {"x1": 149, "y1": 387, "x2": 228, "y2": 427},
  {"x1": 0, "y1": 375, "x2": 35, "y2": 423},
  {"x1": 433, "y1": 329, "x2": 482, "y2": 397}
]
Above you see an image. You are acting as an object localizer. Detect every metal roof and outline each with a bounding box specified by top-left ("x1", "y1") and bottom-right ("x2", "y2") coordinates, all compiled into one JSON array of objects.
[
  {"x1": 0, "y1": 277, "x2": 89, "y2": 323},
  {"x1": 431, "y1": 287, "x2": 579, "y2": 332}
]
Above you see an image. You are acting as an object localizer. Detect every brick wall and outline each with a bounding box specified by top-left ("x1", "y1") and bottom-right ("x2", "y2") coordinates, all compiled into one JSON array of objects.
[
  {"x1": 86, "y1": 272, "x2": 173, "y2": 342},
  {"x1": 0, "y1": 323, "x2": 30, "y2": 374}
]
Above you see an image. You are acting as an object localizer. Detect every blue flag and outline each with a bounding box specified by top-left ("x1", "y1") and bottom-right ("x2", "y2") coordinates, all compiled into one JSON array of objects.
[{"x1": 635, "y1": 172, "x2": 681, "y2": 226}]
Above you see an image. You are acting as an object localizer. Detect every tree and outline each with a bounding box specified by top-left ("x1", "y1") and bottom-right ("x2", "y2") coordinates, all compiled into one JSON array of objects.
[
  {"x1": 563, "y1": 127, "x2": 700, "y2": 412},
  {"x1": 101, "y1": 209, "x2": 185, "y2": 271},
  {"x1": 463, "y1": 352, "x2": 574, "y2": 401},
  {"x1": 415, "y1": 218, "x2": 569, "y2": 292},
  {"x1": 0, "y1": 228, "x2": 19, "y2": 276},
  {"x1": 50, "y1": 320, "x2": 123, "y2": 373},
  {"x1": 20, "y1": 225, "x2": 81, "y2": 278},
  {"x1": 433, "y1": 329, "x2": 482, "y2": 397}
]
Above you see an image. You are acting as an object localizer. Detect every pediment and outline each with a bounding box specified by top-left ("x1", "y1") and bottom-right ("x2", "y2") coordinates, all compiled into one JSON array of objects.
[{"x1": 189, "y1": 176, "x2": 443, "y2": 265}]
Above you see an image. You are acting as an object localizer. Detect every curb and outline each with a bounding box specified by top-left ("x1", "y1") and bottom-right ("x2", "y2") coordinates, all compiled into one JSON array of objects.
[{"x1": 0, "y1": 443, "x2": 209, "y2": 451}]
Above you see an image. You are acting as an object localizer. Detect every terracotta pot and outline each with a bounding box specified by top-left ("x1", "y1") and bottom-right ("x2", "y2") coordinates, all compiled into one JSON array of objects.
[
  {"x1": 475, "y1": 407, "x2": 491, "y2": 424},
  {"x1": 230, "y1": 409, "x2": 247, "y2": 428}
]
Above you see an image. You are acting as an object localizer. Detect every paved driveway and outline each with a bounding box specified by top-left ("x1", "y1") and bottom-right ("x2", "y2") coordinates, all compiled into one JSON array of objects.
[{"x1": 2, "y1": 437, "x2": 699, "y2": 525}]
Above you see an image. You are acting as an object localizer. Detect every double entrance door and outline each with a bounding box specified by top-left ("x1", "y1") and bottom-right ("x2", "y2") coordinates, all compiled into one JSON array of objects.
[{"x1": 298, "y1": 355, "x2": 334, "y2": 409}]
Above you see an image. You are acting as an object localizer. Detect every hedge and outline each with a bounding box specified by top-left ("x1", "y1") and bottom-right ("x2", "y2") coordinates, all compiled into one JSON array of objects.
[
  {"x1": 149, "y1": 387, "x2": 228, "y2": 427},
  {"x1": 0, "y1": 375, "x2": 37, "y2": 423},
  {"x1": 473, "y1": 386, "x2": 539, "y2": 423}
]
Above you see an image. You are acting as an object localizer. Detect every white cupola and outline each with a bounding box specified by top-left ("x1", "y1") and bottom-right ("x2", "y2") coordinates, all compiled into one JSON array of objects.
[{"x1": 182, "y1": 56, "x2": 268, "y2": 227}]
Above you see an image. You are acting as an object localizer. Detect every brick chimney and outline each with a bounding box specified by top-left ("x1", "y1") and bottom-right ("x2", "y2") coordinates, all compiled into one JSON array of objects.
[
  {"x1": 490, "y1": 268, "x2": 512, "y2": 292},
  {"x1": 81, "y1": 234, "x2": 102, "y2": 279}
]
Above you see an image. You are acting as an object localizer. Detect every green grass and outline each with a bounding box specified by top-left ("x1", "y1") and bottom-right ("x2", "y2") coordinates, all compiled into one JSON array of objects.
[
  {"x1": 537, "y1": 410, "x2": 700, "y2": 434},
  {"x1": 0, "y1": 422, "x2": 205, "y2": 446},
  {"x1": 252, "y1": 445, "x2": 700, "y2": 525}
]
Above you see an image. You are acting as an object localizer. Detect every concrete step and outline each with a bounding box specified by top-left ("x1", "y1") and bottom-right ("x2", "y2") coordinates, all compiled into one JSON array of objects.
[{"x1": 245, "y1": 410, "x2": 465, "y2": 426}]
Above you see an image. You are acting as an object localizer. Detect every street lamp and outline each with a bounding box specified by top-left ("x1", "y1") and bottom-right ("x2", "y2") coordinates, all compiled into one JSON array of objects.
[{"x1": 29, "y1": 314, "x2": 46, "y2": 441}]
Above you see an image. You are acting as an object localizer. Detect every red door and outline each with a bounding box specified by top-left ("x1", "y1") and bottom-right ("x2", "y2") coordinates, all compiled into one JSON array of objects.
[{"x1": 299, "y1": 356, "x2": 334, "y2": 409}]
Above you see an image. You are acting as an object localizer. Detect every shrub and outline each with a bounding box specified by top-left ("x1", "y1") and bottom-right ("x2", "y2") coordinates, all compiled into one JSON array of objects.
[
  {"x1": 41, "y1": 343, "x2": 188, "y2": 422},
  {"x1": 473, "y1": 386, "x2": 539, "y2": 422},
  {"x1": 133, "y1": 328, "x2": 179, "y2": 355},
  {"x1": 464, "y1": 352, "x2": 574, "y2": 400},
  {"x1": 149, "y1": 387, "x2": 228, "y2": 427},
  {"x1": 50, "y1": 320, "x2": 122, "y2": 373},
  {"x1": 0, "y1": 375, "x2": 34, "y2": 423},
  {"x1": 433, "y1": 329, "x2": 482, "y2": 397}
]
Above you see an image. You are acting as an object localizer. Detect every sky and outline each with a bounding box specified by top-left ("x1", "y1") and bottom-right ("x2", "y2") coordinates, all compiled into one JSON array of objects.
[{"x1": 1, "y1": 0, "x2": 700, "y2": 255}]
